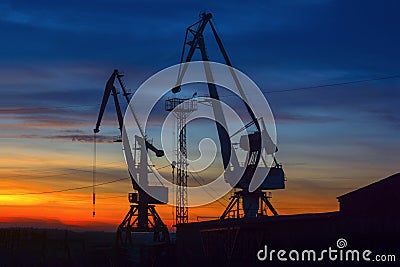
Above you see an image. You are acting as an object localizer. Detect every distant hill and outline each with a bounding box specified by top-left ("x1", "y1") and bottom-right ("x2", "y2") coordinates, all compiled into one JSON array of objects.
[{"x1": 0, "y1": 217, "x2": 117, "y2": 232}]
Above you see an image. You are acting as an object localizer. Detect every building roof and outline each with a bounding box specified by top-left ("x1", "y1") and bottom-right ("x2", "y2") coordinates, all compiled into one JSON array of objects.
[
  {"x1": 177, "y1": 211, "x2": 339, "y2": 230},
  {"x1": 337, "y1": 172, "x2": 400, "y2": 200}
]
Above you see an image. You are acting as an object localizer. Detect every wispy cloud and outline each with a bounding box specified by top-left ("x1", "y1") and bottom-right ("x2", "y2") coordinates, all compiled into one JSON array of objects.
[
  {"x1": 0, "y1": 134, "x2": 113, "y2": 143},
  {"x1": 275, "y1": 113, "x2": 340, "y2": 123}
]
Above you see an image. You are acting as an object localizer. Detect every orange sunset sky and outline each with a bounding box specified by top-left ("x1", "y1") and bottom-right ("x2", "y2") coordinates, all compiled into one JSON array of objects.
[{"x1": 1, "y1": 1, "x2": 399, "y2": 231}]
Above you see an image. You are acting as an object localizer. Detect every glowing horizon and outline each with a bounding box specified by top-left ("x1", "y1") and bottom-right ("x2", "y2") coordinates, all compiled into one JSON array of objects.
[{"x1": 1, "y1": 0, "x2": 399, "y2": 231}]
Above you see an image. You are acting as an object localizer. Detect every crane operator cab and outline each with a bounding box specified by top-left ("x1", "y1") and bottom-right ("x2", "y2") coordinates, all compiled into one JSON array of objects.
[
  {"x1": 223, "y1": 126, "x2": 285, "y2": 218},
  {"x1": 225, "y1": 132, "x2": 285, "y2": 190}
]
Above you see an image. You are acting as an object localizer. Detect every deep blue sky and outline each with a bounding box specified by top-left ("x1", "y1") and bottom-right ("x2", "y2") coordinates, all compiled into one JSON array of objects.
[
  {"x1": 1, "y1": 0, "x2": 398, "y2": 111},
  {"x1": 0, "y1": 0, "x2": 399, "y2": 222}
]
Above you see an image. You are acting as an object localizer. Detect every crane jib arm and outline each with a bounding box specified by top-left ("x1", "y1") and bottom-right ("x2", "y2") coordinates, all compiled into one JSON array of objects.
[
  {"x1": 94, "y1": 70, "x2": 124, "y2": 134},
  {"x1": 171, "y1": 13, "x2": 262, "y2": 181}
]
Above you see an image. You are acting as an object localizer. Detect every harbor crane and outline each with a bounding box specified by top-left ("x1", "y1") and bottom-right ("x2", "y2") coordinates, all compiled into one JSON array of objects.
[
  {"x1": 172, "y1": 13, "x2": 285, "y2": 219},
  {"x1": 94, "y1": 69, "x2": 169, "y2": 244}
]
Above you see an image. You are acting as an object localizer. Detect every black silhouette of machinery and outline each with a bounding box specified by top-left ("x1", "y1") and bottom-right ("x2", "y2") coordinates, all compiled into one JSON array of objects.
[
  {"x1": 172, "y1": 13, "x2": 285, "y2": 219},
  {"x1": 94, "y1": 69, "x2": 169, "y2": 244}
]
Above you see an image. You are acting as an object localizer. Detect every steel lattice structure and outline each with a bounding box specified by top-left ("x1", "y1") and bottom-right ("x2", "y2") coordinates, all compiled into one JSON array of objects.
[{"x1": 166, "y1": 98, "x2": 197, "y2": 225}]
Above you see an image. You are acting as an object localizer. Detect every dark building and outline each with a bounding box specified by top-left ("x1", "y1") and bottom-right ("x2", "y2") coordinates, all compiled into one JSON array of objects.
[
  {"x1": 176, "y1": 172, "x2": 400, "y2": 266},
  {"x1": 335, "y1": 172, "x2": 400, "y2": 259},
  {"x1": 337, "y1": 172, "x2": 400, "y2": 218}
]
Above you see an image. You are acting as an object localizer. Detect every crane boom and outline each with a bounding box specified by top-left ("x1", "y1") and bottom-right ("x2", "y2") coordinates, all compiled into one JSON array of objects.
[
  {"x1": 94, "y1": 69, "x2": 169, "y2": 244},
  {"x1": 172, "y1": 13, "x2": 285, "y2": 218},
  {"x1": 173, "y1": 13, "x2": 262, "y2": 184},
  {"x1": 94, "y1": 71, "x2": 123, "y2": 133},
  {"x1": 94, "y1": 69, "x2": 164, "y2": 157}
]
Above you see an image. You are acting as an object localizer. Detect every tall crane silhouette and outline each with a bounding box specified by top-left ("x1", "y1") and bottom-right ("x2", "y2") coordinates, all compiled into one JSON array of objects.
[
  {"x1": 172, "y1": 13, "x2": 285, "y2": 218},
  {"x1": 94, "y1": 69, "x2": 169, "y2": 244}
]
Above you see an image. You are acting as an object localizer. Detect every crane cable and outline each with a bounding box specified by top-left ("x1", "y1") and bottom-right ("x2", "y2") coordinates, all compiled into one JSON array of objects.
[{"x1": 92, "y1": 132, "x2": 97, "y2": 217}]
